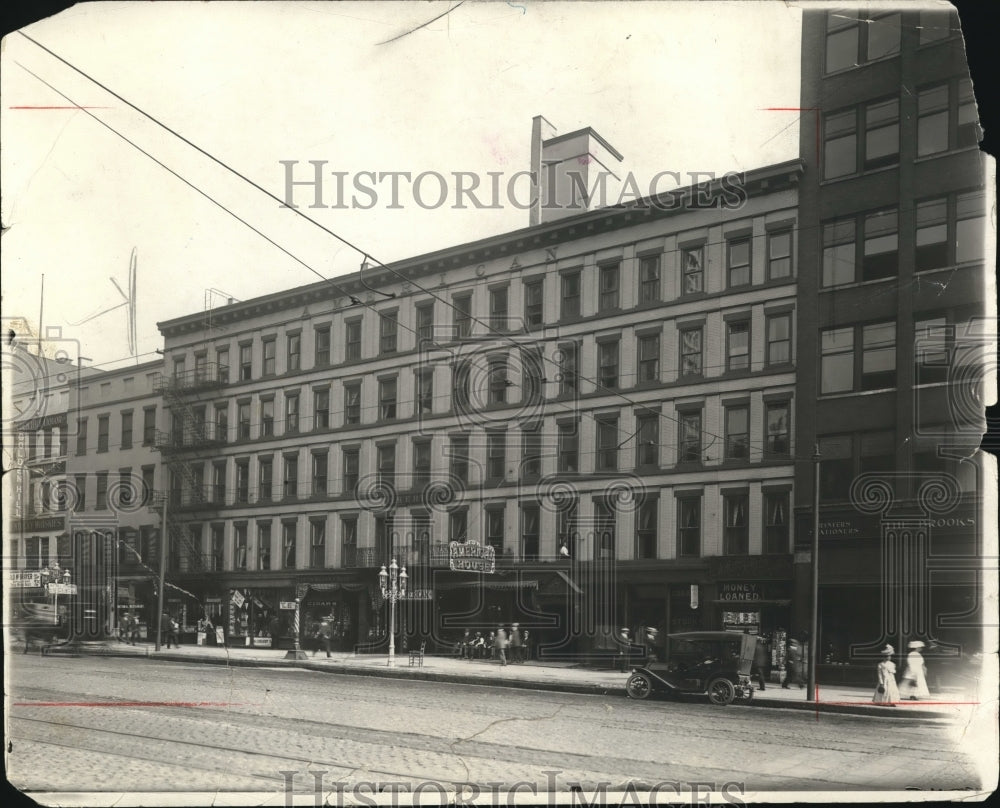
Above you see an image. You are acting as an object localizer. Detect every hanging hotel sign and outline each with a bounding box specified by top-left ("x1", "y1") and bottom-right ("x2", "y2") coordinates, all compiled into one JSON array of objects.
[{"x1": 449, "y1": 541, "x2": 496, "y2": 574}]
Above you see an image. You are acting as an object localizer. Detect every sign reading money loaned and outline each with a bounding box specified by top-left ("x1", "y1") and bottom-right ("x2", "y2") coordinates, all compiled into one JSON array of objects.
[{"x1": 449, "y1": 541, "x2": 496, "y2": 574}]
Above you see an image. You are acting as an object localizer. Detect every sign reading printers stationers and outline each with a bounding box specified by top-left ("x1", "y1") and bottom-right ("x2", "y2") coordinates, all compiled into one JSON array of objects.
[{"x1": 449, "y1": 541, "x2": 496, "y2": 574}]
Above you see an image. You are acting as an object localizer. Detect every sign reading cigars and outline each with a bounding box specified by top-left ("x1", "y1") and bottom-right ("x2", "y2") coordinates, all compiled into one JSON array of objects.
[{"x1": 449, "y1": 541, "x2": 496, "y2": 574}]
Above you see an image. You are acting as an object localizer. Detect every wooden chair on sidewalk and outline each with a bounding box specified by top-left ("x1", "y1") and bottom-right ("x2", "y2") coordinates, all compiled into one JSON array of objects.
[{"x1": 409, "y1": 640, "x2": 426, "y2": 667}]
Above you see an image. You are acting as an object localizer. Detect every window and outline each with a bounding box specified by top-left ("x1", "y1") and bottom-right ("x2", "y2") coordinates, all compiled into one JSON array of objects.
[
  {"x1": 561, "y1": 272, "x2": 581, "y2": 319},
  {"x1": 450, "y1": 435, "x2": 469, "y2": 484},
  {"x1": 75, "y1": 474, "x2": 87, "y2": 511},
  {"x1": 866, "y1": 12, "x2": 900, "y2": 60},
  {"x1": 284, "y1": 393, "x2": 300, "y2": 433},
  {"x1": 862, "y1": 209, "x2": 898, "y2": 280},
  {"x1": 282, "y1": 522, "x2": 297, "y2": 569},
  {"x1": 257, "y1": 523, "x2": 271, "y2": 570},
  {"x1": 345, "y1": 319, "x2": 362, "y2": 360},
  {"x1": 379, "y1": 312, "x2": 398, "y2": 354},
  {"x1": 141, "y1": 466, "x2": 154, "y2": 507},
  {"x1": 239, "y1": 344, "x2": 252, "y2": 380},
  {"x1": 723, "y1": 493, "x2": 749, "y2": 555},
  {"x1": 412, "y1": 440, "x2": 431, "y2": 487},
  {"x1": 820, "y1": 327, "x2": 854, "y2": 394},
  {"x1": 679, "y1": 327, "x2": 703, "y2": 377},
  {"x1": 956, "y1": 190, "x2": 986, "y2": 264},
  {"x1": 524, "y1": 279, "x2": 543, "y2": 327},
  {"x1": 521, "y1": 346, "x2": 544, "y2": 406},
  {"x1": 916, "y1": 198, "x2": 948, "y2": 271},
  {"x1": 415, "y1": 369, "x2": 433, "y2": 415},
  {"x1": 824, "y1": 98, "x2": 899, "y2": 179},
  {"x1": 726, "y1": 321, "x2": 749, "y2": 372},
  {"x1": 173, "y1": 355, "x2": 186, "y2": 380},
  {"x1": 343, "y1": 382, "x2": 361, "y2": 425},
  {"x1": 765, "y1": 402, "x2": 790, "y2": 457},
  {"x1": 860, "y1": 430, "x2": 895, "y2": 477},
  {"x1": 489, "y1": 286, "x2": 508, "y2": 331},
  {"x1": 865, "y1": 98, "x2": 899, "y2": 170},
  {"x1": 377, "y1": 443, "x2": 395, "y2": 489},
  {"x1": 558, "y1": 343, "x2": 578, "y2": 396},
  {"x1": 766, "y1": 313, "x2": 791, "y2": 365},
  {"x1": 453, "y1": 294, "x2": 472, "y2": 339},
  {"x1": 342, "y1": 447, "x2": 360, "y2": 492},
  {"x1": 599, "y1": 264, "x2": 620, "y2": 311},
  {"x1": 635, "y1": 413, "x2": 659, "y2": 467},
  {"x1": 215, "y1": 404, "x2": 229, "y2": 442},
  {"x1": 596, "y1": 415, "x2": 618, "y2": 472},
  {"x1": 637, "y1": 334, "x2": 659, "y2": 383},
  {"x1": 915, "y1": 317, "x2": 949, "y2": 385},
  {"x1": 763, "y1": 492, "x2": 789, "y2": 554},
  {"x1": 727, "y1": 238, "x2": 751, "y2": 287},
  {"x1": 521, "y1": 423, "x2": 542, "y2": 478},
  {"x1": 96, "y1": 472, "x2": 108, "y2": 510},
  {"x1": 120, "y1": 410, "x2": 133, "y2": 450},
  {"x1": 142, "y1": 408, "x2": 156, "y2": 446},
  {"x1": 638, "y1": 254, "x2": 660, "y2": 303},
  {"x1": 825, "y1": 11, "x2": 899, "y2": 74},
  {"x1": 558, "y1": 420, "x2": 579, "y2": 472},
  {"x1": 598, "y1": 339, "x2": 619, "y2": 388},
  {"x1": 313, "y1": 388, "x2": 330, "y2": 429},
  {"x1": 59, "y1": 427, "x2": 68, "y2": 457},
  {"x1": 767, "y1": 230, "x2": 792, "y2": 279},
  {"x1": 234, "y1": 524, "x2": 248, "y2": 570},
  {"x1": 212, "y1": 462, "x2": 226, "y2": 504},
  {"x1": 452, "y1": 362, "x2": 470, "y2": 410},
  {"x1": 679, "y1": 411, "x2": 701, "y2": 463},
  {"x1": 957, "y1": 78, "x2": 980, "y2": 148},
  {"x1": 825, "y1": 11, "x2": 859, "y2": 73},
  {"x1": 681, "y1": 246, "x2": 704, "y2": 294},
  {"x1": 822, "y1": 219, "x2": 855, "y2": 286},
  {"x1": 282, "y1": 455, "x2": 298, "y2": 499},
  {"x1": 259, "y1": 398, "x2": 274, "y2": 437},
  {"x1": 315, "y1": 326, "x2": 331, "y2": 366},
  {"x1": 486, "y1": 431, "x2": 506, "y2": 480},
  {"x1": 309, "y1": 521, "x2": 326, "y2": 568},
  {"x1": 918, "y1": 84, "x2": 949, "y2": 157},
  {"x1": 819, "y1": 435, "x2": 852, "y2": 503},
  {"x1": 378, "y1": 377, "x2": 397, "y2": 420},
  {"x1": 262, "y1": 338, "x2": 276, "y2": 375},
  {"x1": 724, "y1": 406, "x2": 749, "y2": 460},
  {"x1": 486, "y1": 508, "x2": 504, "y2": 554},
  {"x1": 78, "y1": 418, "x2": 89, "y2": 455},
  {"x1": 557, "y1": 499, "x2": 578, "y2": 558},
  {"x1": 594, "y1": 500, "x2": 615, "y2": 560},
  {"x1": 287, "y1": 333, "x2": 301, "y2": 371},
  {"x1": 919, "y1": 9, "x2": 954, "y2": 44},
  {"x1": 449, "y1": 508, "x2": 468, "y2": 542},
  {"x1": 416, "y1": 302, "x2": 434, "y2": 344},
  {"x1": 636, "y1": 499, "x2": 657, "y2": 560},
  {"x1": 194, "y1": 353, "x2": 208, "y2": 384},
  {"x1": 311, "y1": 451, "x2": 328, "y2": 495},
  {"x1": 258, "y1": 457, "x2": 273, "y2": 501},
  {"x1": 237, "y1": 401, "x2": 251, "y2": 439},
  {"x1": 823, "y1": 109, "x2": 856, "y2": 179},
  {"x1": 340, "y1": 516, "x2": 357, "y2": 566},
  {"x1": 488, "y1": 356, "x2": 508, "y2": 404},
  {"x1": 97, "y1": 415, "x2": 109, "y2": 453},
  {"x1": 374, "y1": 515, "x2": 393, "y2": 563},
  {"x1": 235, "y1": 460, "x2": 249, "y2": 503},
  {"x1": 862, "y1": 322, "x2": 896, "y2": 390},
  {"x1": 521, "y1": 504, "x2": 540, "y2": 561}
]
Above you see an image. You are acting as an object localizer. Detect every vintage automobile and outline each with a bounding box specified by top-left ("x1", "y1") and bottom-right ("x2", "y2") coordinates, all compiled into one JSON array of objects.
[{"x1": 625, "y1": 631, "x2": 757, "y2": 705}]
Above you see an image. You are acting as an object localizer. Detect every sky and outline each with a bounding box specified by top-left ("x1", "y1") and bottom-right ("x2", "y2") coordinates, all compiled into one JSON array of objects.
[{"x1": 1, "y1": 1, "x2": 803, "y2": 369}]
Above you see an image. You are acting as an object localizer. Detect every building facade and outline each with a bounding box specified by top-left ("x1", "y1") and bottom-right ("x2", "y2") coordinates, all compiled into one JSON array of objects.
[
  {"x1": 794, "y1": 6, "x2": 991, "y2": 678},
  {"x1": 155, "y1": 148, "x2": 804, "y2": 657}
]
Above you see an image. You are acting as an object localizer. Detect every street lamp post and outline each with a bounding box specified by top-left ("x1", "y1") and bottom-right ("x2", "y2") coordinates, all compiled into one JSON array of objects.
[
  {"x1": 41, "y1": 563, "x2": 71, "y2": 626},
  {"x1": 283, "y1": 597, "x2": 308, "y2": 660},
  {"x1": 378, "y1": 558, "x2": 407, "y2": 667}
]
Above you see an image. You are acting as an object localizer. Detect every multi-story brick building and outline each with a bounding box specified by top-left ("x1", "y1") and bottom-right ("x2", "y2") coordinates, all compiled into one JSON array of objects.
[
  {"x1": 793, "y1": 6, "x2": 991, "y2": 679},
  {"x1": 155, "y1": 126, "x2": 805, "y2": 656}
]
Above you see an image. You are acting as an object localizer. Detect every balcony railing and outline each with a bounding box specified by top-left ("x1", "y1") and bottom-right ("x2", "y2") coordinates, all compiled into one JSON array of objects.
[
  {"x1": 342, "y1": 542, "x2": 452, "y2": 569},
  {"x1": 170, "y1": 553, "x2": 222, "y2": 573},
  {"x1": 153, "y1": 427, "x2": 226, "y2": 453},
  {"x1": 155, "y1": 365, "x2": 229, "y2": 395}
]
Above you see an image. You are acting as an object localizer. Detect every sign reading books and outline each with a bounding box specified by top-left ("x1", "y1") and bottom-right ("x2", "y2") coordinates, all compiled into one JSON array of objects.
[{"x1": 449, "y1": 541, "x2": 496, "y2": 574}]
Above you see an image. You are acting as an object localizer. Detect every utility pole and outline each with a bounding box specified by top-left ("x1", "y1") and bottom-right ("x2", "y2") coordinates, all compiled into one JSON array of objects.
[
  {"x1": 807, "y1": 444, "x2": 821, "y2": 701},
  {"x1": 155, "y1": 481, "x2": 169, "y2": 651}
]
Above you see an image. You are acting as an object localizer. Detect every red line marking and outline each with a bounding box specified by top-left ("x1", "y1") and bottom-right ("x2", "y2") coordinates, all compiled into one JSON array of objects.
[
  {"x1": 13, "y1": 701, "x2": 247, "y2": 707},
  {"x1": 9, "y1": 106, "x2": 111, "y2": 110}
]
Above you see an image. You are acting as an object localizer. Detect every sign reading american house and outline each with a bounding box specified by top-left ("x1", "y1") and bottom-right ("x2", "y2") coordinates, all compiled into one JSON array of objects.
[{"x1": 449, "y1": 541, "x2": 496, "y2": 574}]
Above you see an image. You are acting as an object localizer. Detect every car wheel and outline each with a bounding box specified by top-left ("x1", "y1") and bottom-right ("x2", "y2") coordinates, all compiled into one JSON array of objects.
[
  {"x1": 736, "y1": 686, "x2": 754, "y2": 702},
  {"x1": 707, "y1": 677, "x2": 736, "y2": 706},
  {"x1": 626, "y1": 673, "x2": 652, "y2": 700}
]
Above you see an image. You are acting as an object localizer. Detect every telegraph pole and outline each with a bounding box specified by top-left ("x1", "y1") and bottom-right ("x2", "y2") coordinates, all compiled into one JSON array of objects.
[
  {"x1": 807, "y1": 444, "x2": 821, "y2": 701},
  {"x1": 155, "y1": 482, "x2": 168, "y2": 651}
]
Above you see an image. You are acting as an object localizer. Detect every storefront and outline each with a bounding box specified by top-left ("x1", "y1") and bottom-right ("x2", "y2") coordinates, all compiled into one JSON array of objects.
[
  {"x1": 227, "y1": 587, "x2": 294, "y2": 648},
  {"x1": 298, "y1": 582, "x2": 370, "y2": 652}
]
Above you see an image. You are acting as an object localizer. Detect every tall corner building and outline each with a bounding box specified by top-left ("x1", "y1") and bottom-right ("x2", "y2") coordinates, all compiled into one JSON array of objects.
[{"x1": 794, "y1": 5, "x2": 992, "y2": 677}]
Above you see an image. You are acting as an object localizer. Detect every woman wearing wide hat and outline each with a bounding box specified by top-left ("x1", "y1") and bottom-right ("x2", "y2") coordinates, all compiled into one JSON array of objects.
[
  {"x1": 873, "y1": 644, "x2": 900, "y2": 705},
  {"x1": 899, "y1": 640, "x2": 930, "y2": 700}
]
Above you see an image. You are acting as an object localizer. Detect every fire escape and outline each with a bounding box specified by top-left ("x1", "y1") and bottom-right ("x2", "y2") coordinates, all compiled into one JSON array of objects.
[{"x1": 153, "y1": 359, "x2": 230, "y2": 574}]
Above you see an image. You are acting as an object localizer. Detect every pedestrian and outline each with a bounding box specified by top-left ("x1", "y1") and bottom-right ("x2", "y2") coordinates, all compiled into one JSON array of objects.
[
  {"x1": 509, "y1": 623, "x2": 522, "y2": 663},
  {"x1": 751, "y1": 634, "x2": 769, "y2": 691},
  {"x1": 473, "y1": 632, "x2": 486, "y2": 659},
  {"x1": 522, "y1": 630, "x2": 531, "y2": 662},
  {"x1": 161, "y1": 612, "x2": 178, "y2": 649},
  {"x1": 873, "y1": 644, "x2": 900, "y2": 705},
  {"x1": 119, "y1": 612, "x2": 131, "y2": 644},
  {"x1": 494, "y1": 625, "x2": 508, "y2": 666},
  {"x1": 313, "y1": 618, "x2": 332, "y2": 658},
  {"x1": 899, "y1": 640, "x2": 930, "y2": 700},
  {"x1": 782, "y1": 636, "x2": 804, "y2": 688}
]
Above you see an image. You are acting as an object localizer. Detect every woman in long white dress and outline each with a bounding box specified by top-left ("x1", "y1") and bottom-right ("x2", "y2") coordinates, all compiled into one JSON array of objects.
[
  {"x1": 873, "y1": 645, "x2": 900, "y2": 705},
  {"x1": 899, "y1": 641, "x2": 931, "y2": 700}
]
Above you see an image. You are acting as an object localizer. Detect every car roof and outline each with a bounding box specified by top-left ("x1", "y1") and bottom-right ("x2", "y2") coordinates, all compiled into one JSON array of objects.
[{"x1": 667, "y1": 631, "x2": 749, "y2": 641}]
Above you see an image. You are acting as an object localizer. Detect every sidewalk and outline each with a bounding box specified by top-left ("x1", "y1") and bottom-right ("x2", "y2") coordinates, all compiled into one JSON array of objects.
[{"x1": 41, "y1": 639, "x2": 975, "y2": 720}]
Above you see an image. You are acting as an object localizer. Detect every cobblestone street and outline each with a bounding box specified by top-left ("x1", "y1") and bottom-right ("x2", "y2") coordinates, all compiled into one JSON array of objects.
[{"x1": 6, "y1": 655, "x2": 989, "y2": 803}]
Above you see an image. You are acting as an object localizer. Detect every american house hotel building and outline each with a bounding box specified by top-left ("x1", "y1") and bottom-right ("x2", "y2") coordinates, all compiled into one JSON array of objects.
[{"x1": 155, "y1": 130, "x2": 804, "y2": 656}]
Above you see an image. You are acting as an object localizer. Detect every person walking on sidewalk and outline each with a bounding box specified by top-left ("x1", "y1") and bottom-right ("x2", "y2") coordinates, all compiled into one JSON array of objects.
[
  {"x1": 899, "y1": 640, "x2": 930, "y2": 700},
  {"x1": 751, "y1": 633, "x2": 769, "y2": 691},
  {"x1": 161, "y1": 612, "x2": 178, "y2": 649},
  {"x1": 494, "y1": 625, "x2": 508, "y2": 666},
  {"x1": 873, "y1": 644, "x2": 900, "y2": 705},
  {"x1": 313, "y1": 618, "x2": 332, "y2": 658},
  {"x1": 509, "y1": 624, "x2": 522, "y2": 663},
  {"x1": 782, "y1": 636, "x2": 804, "y2": 688}
]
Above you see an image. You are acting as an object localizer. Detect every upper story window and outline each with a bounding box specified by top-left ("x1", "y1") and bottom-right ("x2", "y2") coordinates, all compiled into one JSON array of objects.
[
  {"x1": 723, "y1": 493, "x2": 749, "y2": 555},
  {"x1": 764, "y1": 491, "x2": 790, "y2": 554},
  {"x1": 558, "y1": 420, "x2": 579, "y2": 473},
  {"x1": 679, "y1": 327, "x2": 703, "y2": 378},
  {"x1": 452, "y1": 362, "x2": 471, "y2": 411},
  {"x1": 261, "y1": 398, "x2": 275, "y2": 436},
  {"x1": 919, "y1": 9, "x2": 956, "y2": 45},
  {"x1": 917, "y1": 78, "x2": 979, "y2": 157},
  {"x1": 767, "y1": 230, "x2": 792, "y2": 279},
  {"x1": 450, "y1": 435, "x2": 470, "y2": 484},
  {"x1": 822, "y1": 208, "x2": 899, "y2": 287},
  {"x1": 343, "y1": 382, "x2": 361, "y2": 425},
  {"x1": 313, "y1": 388, "x2": 330, "y2": 429},
  {"x1": 956, "y1": 190, "x2": 987, "y2": 265},
  {"x1": 342, "y1": 447, "x2": 359, "y2": 492},
  {"x1": 238, "y1": 401, "x2": 251, "y2": 439},
  {"x1": 76, "y1": 417, "x2": 88, "y2": 456},
  {"x1": 97, "y1": 415, "x2": 109, "y2": 453},
  {"x1": 521, "y1": 422, "x2": 542, "y2": 478},
  {"x1": 315, "y1": 326, "x2": 331, "y2": 366},
  {"x1": 415, "y1": 368, "x2": 433, "y2": 415},
  {"x1": 678, "y1": 410, "x2": 702, "y2": 463},
  {"x1": 636, "y1": 413, "x2": 659, "y2": 468},
  {"x1": 638, "y1": 255, "x2": 660, "y2": 304},
  {"x1": 524, "y1": 279, "x2": 544, "y2": 328},
  {"x1": 677, "y1": 493, "x2": 701, "y2": 558},
  {"x1": 486, "y1": 431, "x2": 506, "y2": 480},
  {"x1": 285, "y1": 393, "x2": 300, "y2": 434},
  {"x1": 598, "y1": 264, "x2": 620, "y2": 311},
  {"x1": 637, "y1": 334, "x2": 660, "y2": 383},
  {"x1": 598, "y1": 339, "x2": 620, "y2": 389},
  {"x1": 142, "y1": 408, "x2": 156, "y2": 446},
  {"x1": 412, "y1": 440, "x2": 431, "y2": 487},
  {"x1": 825, "y1": 10, "x2": 899, "y2": 74},
  {"x1": 239, "y1": 344, "x2": 252, "y2": 380},
  {"x1": 820, "y1": 321, "x2": 896, "y2": 394},
  {"x1": 595, "y1": 414, "x2": 619, "y2": 472},
  {"x1": 453, "y1": 294, "x2": 472, "y2": 339},
  {"x1": 262, "y1": 338, "x2": 276, "y2": 375},
  {"x1": 681, "y1": 247, "x2": 704, "y2": 294},
  {"x1": 379, "y1": 312, "x2": 398, "y2": 355},
  {"x1": 416, "y1": 302, "x2": 434, "y2": 344},
  {"x1": 726, "y1": 320, "x2": 750, "y2": 373},
  {"x1": 561, "y1": 272, "x2": 581, "y2": 319},
  {"x1": 216, "y1": 348, "x2": 229, "y2": 383},
  {"x1": 766, "y1": 313, "x2": 792, "y2": 366},
  {"x1": 378, "y1": 377, "x2": 397, "y2": 420},
  {"x1": 377, "y1": 443, "x2": 396, "y2": 488},
  {"x1": 558, "y1": 343, "x2": 578, "y2": 396},
  {"x1": 488, "y1": 356, "x2": 508, "y2": 405},
  {"x1": 489, "y1": 286, "x2": 509, "y2": 331},
  {"x1": 345, "y1": 319, "x2": 362, "y2": 361},
  {"x1": 726, "y1": 238, "x2": 751, "y2": 288},
  {"x1": 823, "y1": 98, "x2": 899, "y2": 180},
  {"x1": 120, "y1": 410, "x2": 133, "y2": 450},
  {"x1": 287, "y1": 333, "x2": 301, "y2": 371},
  {"x1": 724, "y1": 405, "x2": 749, "y2": 460},
  {"x1": 765, "y1": 402, "x2": 791, "y2": 458}
]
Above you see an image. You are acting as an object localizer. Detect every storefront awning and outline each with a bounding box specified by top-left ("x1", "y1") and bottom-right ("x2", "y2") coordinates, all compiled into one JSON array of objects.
[{"x1": 445, "y1": 579, "x2": 539, "y2": 591}]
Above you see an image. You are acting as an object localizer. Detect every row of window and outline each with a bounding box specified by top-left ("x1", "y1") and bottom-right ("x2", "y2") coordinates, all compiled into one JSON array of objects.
[
  {"x1": 76, "y1": 407, "x2": 158, "y2": 456},
  {"x1": 823, "y1": 81, "x2": 979, "y2": 181},
  {"x1": 24, "y1": 426, "x2": 69, "y2": 460},
  {"x1": 824, "y1": 9, "x2": 956, "y2": 75},
  {"x1": 173, "y1": 488, "x2": 793, "y2": 573}
]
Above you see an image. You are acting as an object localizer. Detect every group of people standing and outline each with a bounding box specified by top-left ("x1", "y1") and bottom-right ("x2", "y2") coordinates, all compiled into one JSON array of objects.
[
  {"x1": 874, "y1": 641, "x2": 931, "y2": 704},
  {"x1": 458, "y1": 624, "x2": 530, "y2": 665}
]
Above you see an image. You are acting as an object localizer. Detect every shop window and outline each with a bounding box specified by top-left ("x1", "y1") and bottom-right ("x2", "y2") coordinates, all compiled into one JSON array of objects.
[
  {"x1": 521, "y1": 505, "x2": 540, "y2": 561},
  {"x1": 599, "y1": 264, "x2": 620, "y2": 311},
  {"x1": 724, "y1": 406, "x2": 749, "y2": 460},
  {"x1": 345, "y1": 319, "x2": 362, "y2": 360},
  {"x1": 314, "y1": 326, "x2": 331, "y2": 366},
  {"x1": 677, "y1": 494, "x2": 701, "y2": 557},
  {"x1": 342, "y1": 447, "x2": 359, "y2": 493},
  {"x1": 257, "y1": 523, "x2": 271, "y2": 571},
  {"x1": 763, "y1": 492, "x2": 789, "y2": 554},
  {"x1": 681, "y1": 246, "x2": 704, "y2": 294},
  {"x1": 767, "y1": 230, "x2": 792, "y2": 279},
  {"x1": 638, "y1": 254, "x2": 660, "y2": 304},
  {"x1": 379, "y1": 312, "x2": 398, "y2": 354},
  {"x1": 636, "y1": 499, "x2": 657, "y2": 560},
  {"x1": 343, "y1": 382, "x2": 361, "y2": 425},
  {"x1": 310, "y1": 520, "x2": 326, "y2": 568},
  {"x1": 723, "y1": 493, "x2": 749, "y2": 555},
  {"x1": 558, "y1": 420, "x2": 579, "y2": 472},
  {"x1": 596, "y1": 414, "x2": 619, "y2": 472},
  {"x1": 726, "y1": 321, "x2": 749, "y2": 372},
  {"x1": 453, "y1": 294, "x2": 472, "y2": 339},
  {"x1": 635, "y1": 413, "x2": 659, "y2": 468},
  {"x1": 524, "y1": 279, "x2": 544, "y2": 327},
  {"x1": 313, "y1": 388, "x2": 330, "y2": 429},
  {"x1": 561, "y1": 271, "x2": 581, "y2": 319},
  {"x1": 594, "y1": 499, "x2": 615, "y2": 560}
]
